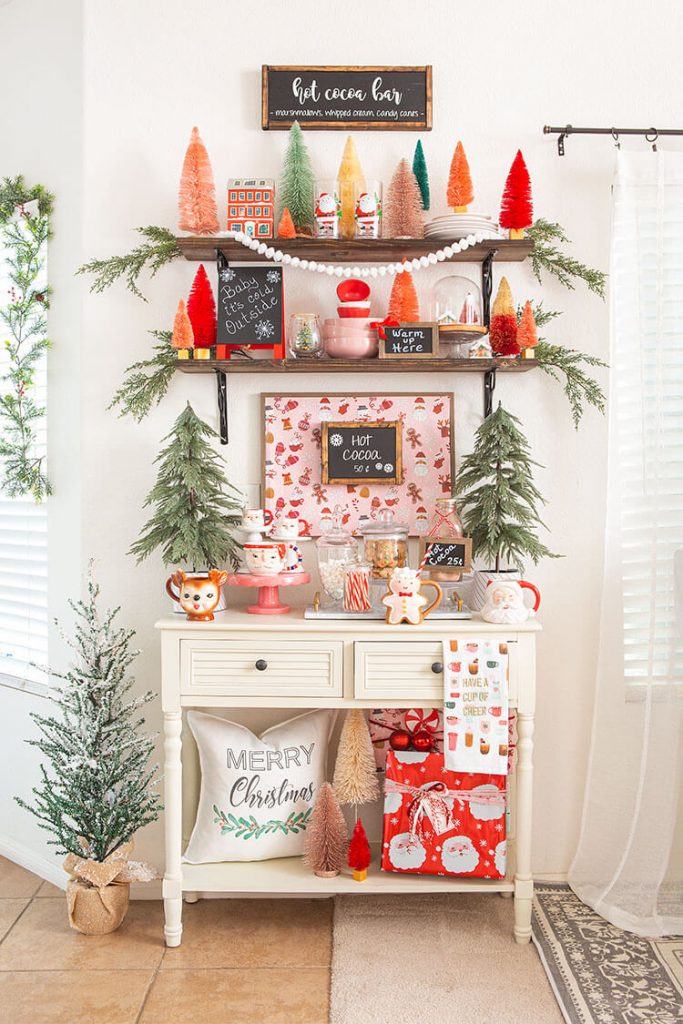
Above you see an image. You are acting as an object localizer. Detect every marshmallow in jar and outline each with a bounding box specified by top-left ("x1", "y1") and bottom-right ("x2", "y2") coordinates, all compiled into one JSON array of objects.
[{"x1": 315, "y1": 506, "x2": 357, "y2": 609}]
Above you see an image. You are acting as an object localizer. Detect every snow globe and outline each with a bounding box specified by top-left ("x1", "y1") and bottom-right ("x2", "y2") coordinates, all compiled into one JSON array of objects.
[{"x1": 430, "y1": 275, "x2": 488, "y2": 354}]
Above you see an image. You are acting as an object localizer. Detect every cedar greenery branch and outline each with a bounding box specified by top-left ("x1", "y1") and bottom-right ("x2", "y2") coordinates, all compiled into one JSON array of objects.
[
  {"x1": 108, "y1": 330, "x2": 176, "y2": 422},
  {"x1": 0, "y1": 176, "x2": 53, "y2": 502},
  {"x1": 77, "y1": 225, "x2": 181, "y2": 301},
  {"x1": 16, "y1": 568, "x2": 161, "y2": 862}
]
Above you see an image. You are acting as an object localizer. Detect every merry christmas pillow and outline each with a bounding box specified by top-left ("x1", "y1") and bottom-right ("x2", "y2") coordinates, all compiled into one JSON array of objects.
[{"x1": 184, "y1": 709, "x2": 335, "y2": 864}]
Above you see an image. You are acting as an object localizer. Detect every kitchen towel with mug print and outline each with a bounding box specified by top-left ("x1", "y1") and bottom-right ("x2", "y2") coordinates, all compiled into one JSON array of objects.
[{"x1": 443, "y1": 639, "x2": 509, "y2": 776}]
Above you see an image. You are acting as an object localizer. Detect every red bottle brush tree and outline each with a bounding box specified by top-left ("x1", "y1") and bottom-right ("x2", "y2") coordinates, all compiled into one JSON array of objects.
[
  {"x1": 384, "y1": 159, "x2": 424, "y2": 238},
  {"x1": 171, "y1": 299, "x2": 194, "y2": 359},
  {"x1": 277, "y1": 207, "x2": 297, "y2": 239},
  {"x1": 489, "y1": 277, "x2": 519, "y2": 356},
  {"x1": 187, "y1": 264, "x2": 216, "y2": 360},
  {"x1": 178, "y1": 127, "x2": 219, "y2": 235},
  {"x1": 348, "y1": 818, "x2": 371, "y2": 882},
  {"x1": 499, "y1": 150, "x2": 533, "y2": 238},
  {"x1": 517, "y1": 300, "x2": 538, "y2": 357},
  {"x1": 303, "y1": 782, "x2": 348, "y2": 878},
  {"x1": 447, "y1": 142, "x2": 474, "y2": 212},
  {"x1": 387, "y1": 268, "x2": 420, "y2": 323}
]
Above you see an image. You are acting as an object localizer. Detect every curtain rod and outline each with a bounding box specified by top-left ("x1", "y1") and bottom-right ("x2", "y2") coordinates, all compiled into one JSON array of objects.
[{"x1": 543, "y1": 125, "x2": 683, "y2": 156}]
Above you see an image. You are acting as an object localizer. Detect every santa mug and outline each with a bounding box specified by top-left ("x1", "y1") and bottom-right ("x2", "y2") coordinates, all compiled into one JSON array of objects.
[
  {"x1": 244, "y1": 542, "x2": 288, "y2": 576},
  {"x1": 241, "y1": 508, "x2": 273, "y2": 544},
  {"x1": 271, "y1": 517, "x2": 310, "y2": 540}
]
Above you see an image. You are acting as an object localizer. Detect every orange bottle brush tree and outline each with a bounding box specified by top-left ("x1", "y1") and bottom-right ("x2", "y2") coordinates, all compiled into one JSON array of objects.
[
  {"x1": 178, "y1": 126, "x2": 219, "y2": 235},
  {"x1": 447, "y1": 142, "x2": 474, "y2": 213}
]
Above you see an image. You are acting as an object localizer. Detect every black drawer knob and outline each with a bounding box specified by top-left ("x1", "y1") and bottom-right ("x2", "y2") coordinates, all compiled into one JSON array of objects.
[
  {"x1": 255, "y1": 659, "x2": 268, "y2": 672},
  {"x1": 431, "y1": 661, "x2": 443, "y2": 674}
]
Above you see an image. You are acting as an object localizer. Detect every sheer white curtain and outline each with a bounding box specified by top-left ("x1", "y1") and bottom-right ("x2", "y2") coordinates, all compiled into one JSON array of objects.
[{"x1": 569, "y1": 151, "x2": 683, "y2": 937}]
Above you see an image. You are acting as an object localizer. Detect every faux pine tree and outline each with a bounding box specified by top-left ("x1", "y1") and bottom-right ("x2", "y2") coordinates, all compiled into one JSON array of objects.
[
  {"x1": 16, "y1": 570, "x2": 161, "y2": 862},
  {"x1": 456, "y1": 403, "x2": 559, "y2": 571},
  {"x1": 130, "y1": 402, "x2": 243, "y2": 570},
  {"x1": 412, "y1": 140, "x2": 430, "y2": 211},
  {"x1": 333, "y1": 710, "x2": 379, "y2": 806},
  {"x1": 303, "y1": 782, "x2": 348, "y2": 878},
  {"x1": 279, "y1": 121, "x2": 315, "y2": 235}
]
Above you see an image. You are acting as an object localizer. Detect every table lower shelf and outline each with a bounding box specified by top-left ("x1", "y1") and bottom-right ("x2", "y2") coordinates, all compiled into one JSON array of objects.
[{"x1": 180, "y1": 843, "x2": 516, "y2": 896}]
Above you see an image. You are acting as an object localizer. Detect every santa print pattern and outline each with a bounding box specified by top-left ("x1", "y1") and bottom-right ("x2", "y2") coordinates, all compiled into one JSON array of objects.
[
  {"x1": 381, "y1": 751, "x2": 506, "y2": 879},
  {"x1": 263, "y1": 393, "x2": 452, "y2": 535}
]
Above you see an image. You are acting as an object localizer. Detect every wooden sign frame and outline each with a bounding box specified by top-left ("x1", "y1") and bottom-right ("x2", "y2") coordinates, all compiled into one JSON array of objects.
[
  {"x1": 418, "y1": 537, "x2": 473, "y2": 574},
  {"x1": 379, "y1": 322, "x2": 439, "y2": 360},
  {"x1": 322, "y1": 420, "x2": 403, "y2": 485},
  {"x1": 262, "y1": 65, "x2": 432, "y2": 131}
]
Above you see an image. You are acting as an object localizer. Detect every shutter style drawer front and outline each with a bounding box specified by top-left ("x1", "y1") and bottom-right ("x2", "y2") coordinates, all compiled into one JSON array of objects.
[{"x1": 180, "y1": 639, "x2": 343, "y2": 698}]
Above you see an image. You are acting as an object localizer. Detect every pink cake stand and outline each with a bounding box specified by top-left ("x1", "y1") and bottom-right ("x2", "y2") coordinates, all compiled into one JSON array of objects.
[{"x1": 225, "y1": 572, "x2": 310, "y2": 614}]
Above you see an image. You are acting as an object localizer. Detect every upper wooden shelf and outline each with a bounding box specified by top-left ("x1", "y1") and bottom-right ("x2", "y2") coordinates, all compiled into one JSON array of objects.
[
  {"x1": 176, "y1": 236, "x2": 533, "y2": 264},
  {"x1": 176, "y1": 357, "x2": 539, "y2": 375}
]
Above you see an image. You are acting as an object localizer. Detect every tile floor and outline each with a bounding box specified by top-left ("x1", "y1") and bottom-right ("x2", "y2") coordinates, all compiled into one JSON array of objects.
[{"x1": 0, "y1": 857, "x2": 332, "y2": 1023}]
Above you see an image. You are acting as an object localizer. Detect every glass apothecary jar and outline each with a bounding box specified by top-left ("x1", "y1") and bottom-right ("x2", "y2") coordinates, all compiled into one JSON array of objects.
[
  {"x1": 425, "y1": 496, "x2": 469, "y2": 582},
  {"x1": 288, "y1": 313, "x2": 323, "y2": 360},
  {"x1": 358, "y1": 509, "x2": 409, "y2": 580},
  {"x1": 315, "y1": 507, "x2": 357, "y2": 608},
  {"x1": 430, "y1": 275, "x2": 487, "y2": 353},
  {"x1": 343, "y1": 561, "x2": 372, "y2": 613}
]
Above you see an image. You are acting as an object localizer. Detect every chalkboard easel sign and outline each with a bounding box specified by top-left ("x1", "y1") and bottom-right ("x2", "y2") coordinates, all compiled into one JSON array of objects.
[
  {"x1": 262, "y1": 66, "x2": 432, "y2": 131},
  {"x1": 216, "y1": 256, "x2": 284, "y2": 352},
  {"x1": 322, "y1": 421, "x2": 403, "y2": 485},
  {"x1": 418, "y1": 538, "x2": 473, "y2": 576},
  {"x1": 379, "y1": 322, "x2": 439, "y2": 359}
]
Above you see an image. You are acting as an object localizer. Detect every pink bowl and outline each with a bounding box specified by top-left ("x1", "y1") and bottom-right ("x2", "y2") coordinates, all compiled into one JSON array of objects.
[
  {"x1": 338, "y1": 306, "x2": 371, "y2": 318},
  {"x1": 325, "y1": 334, "x2": 379, "y2": 359},
  {"x1": 323, "y1": 318, "x2": 374, "y2": 328}
]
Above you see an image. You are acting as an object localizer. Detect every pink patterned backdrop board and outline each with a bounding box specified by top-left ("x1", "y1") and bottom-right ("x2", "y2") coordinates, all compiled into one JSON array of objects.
[{"x1": 262, "y1": 392, "x2": 454, "y2": 536}]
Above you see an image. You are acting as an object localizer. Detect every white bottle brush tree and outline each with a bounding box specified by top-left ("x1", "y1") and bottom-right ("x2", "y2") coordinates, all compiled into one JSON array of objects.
[
  {"x1": 456, "y1": 403, "x2": 560, "y2": 572},
  {"x1": 17, "y1": 570, "x2": 161, "y2": 865}
]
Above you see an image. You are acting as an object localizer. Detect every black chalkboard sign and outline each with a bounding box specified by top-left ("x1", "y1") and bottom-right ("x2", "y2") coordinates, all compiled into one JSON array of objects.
[
  {"x1": 419, "y1": 538, "x2": 473, "y2": 572},
  {"x1": 380, "y1": 323, "x2": 438, "y2": 359},
  {"x1": 216, "y1": 259, "x2": 284, "y2": 349},
  {"x1": 322, "y1": 421, "x2": 402, "y2": 485},
  {"x1": 262, "y1": 66, "x2": 432, "y2": 131}
]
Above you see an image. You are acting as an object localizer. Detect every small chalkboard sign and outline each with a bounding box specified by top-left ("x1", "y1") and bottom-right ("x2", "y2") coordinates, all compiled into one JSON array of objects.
[
  {"x1": 262, "y1": 66, "x2": 432, "y2": 131},
  {"x1": 216, "y1": 258, "x2": 284, "y2": 350},
  {"x1": 379, "y1": 322, "x2": 439, "y2": 359},
  {"x1": 419, "y1": 538, "x2": 473, "y2": 573},
  {"x1": 322, "y1": 421, "x2": 402, "y2": 485}
]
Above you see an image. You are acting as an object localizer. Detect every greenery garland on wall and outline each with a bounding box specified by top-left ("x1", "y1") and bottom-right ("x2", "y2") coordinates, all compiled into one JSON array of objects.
[{"x1": 0, "y1": 176, "x2": 54, "y2": 502}]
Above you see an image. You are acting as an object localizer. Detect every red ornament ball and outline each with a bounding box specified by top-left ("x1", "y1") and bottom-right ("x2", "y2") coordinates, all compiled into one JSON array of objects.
[
  {"x1": 411, "y1": 731, "x2": 434, "y2": 753},
  {"x1": 389, "y1": 729, "x2": 412, "y2": 752}
]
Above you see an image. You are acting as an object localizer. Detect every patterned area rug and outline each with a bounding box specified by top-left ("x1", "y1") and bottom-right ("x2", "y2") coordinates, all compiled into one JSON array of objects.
[{"x1": 533, "y1": 884, "x2": 683, "y2": 1023}]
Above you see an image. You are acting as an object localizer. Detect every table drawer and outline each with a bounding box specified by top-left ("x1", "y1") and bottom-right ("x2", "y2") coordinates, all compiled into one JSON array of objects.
[{"x1": 180, "y1": 639, "x2": 343, "y2": 698}]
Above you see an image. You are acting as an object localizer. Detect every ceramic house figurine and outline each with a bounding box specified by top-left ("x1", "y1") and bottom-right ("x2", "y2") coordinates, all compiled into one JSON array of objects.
[
  {"x1": 381, "y1": 567, "x2": 442, "y2": 625},
  {"x1": 227, "y1": 179, "x2": 274, "y2": 238}
]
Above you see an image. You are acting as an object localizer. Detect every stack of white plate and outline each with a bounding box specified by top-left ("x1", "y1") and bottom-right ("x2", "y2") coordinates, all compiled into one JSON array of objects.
[{"x1": 425, "y1": 213, "x2": 503, "y2": 242}]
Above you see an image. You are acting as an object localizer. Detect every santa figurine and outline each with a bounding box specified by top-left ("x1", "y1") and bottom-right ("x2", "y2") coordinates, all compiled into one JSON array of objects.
[
  {"x1": 315, "y1": 191, "x2": 340, "y2": 239},
  {"x1": 355, "y1": 191, "x2": 381, "y2": 239}
]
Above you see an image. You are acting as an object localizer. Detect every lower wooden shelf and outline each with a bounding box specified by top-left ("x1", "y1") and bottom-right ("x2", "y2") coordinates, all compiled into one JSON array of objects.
[
  {"x1": 181, "y1": 843, "x2": 516, "y2": 895},
  {"x1": 176, "y1": 357, "x2": 538, "y2": 375}
]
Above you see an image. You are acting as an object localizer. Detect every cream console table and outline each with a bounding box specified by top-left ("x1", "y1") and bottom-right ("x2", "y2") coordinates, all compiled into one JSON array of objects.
[{"x1": 156, "y1": 609, "x2": 540, "y2": 947}]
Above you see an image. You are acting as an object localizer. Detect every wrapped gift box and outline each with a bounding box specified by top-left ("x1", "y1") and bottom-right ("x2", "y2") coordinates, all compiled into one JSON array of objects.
[
  {"x1": 381, "y1": 751, "x2": 507, "y2": 879},
  {"x1": 368, "y1": 709, "x2": 443, "y2": 769}
]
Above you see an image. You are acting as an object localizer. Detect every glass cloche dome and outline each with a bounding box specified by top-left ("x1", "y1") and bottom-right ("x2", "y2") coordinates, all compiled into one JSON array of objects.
[{"x1": 430, "y1": 275, "x2": 488, "y2": 348}]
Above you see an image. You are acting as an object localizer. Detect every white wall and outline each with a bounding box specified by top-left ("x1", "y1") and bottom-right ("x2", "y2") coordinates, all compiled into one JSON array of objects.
[{"x1": 3, "y1": 0, "x2": 683, "y2": 881}]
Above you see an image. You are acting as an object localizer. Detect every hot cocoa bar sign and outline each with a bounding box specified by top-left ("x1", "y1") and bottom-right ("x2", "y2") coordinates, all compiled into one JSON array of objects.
[
  {"x1": 322, "y1": 420, "x2": 403, "y2": 485},
  {"x1": 262, "y1": 66, "x2": 432, "y2": 130}
]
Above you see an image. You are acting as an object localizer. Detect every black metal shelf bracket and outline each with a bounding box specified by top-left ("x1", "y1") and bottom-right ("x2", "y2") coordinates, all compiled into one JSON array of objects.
[
  {"x1": 484, "y1": 367, "x2": 497, "y2": 418},
  {"x1": 215, "y1": 369, "x2": 228, "y2": 444},
  {"x1": 481, "y1": 250, "x2": 497, "y2": 328}
]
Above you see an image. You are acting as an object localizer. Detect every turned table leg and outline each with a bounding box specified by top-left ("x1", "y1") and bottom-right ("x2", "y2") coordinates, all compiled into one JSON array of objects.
[
  {"x1": 514, "y1": 710, "x2": 534, "y2": 944},
  {"x1": 163, "y1": 710, "x2": 183, "y2": 947}
]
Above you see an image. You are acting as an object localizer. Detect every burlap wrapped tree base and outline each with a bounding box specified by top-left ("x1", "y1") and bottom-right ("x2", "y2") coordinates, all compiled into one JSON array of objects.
[{"x1": 66, "y1": 878, "x2": 130, "y2": 935}]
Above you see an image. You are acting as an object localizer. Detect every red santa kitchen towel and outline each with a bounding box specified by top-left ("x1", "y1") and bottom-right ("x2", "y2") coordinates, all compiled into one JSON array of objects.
[
  {"x1": 381, "y1": 751, "x2": 507, "y2": 879},
  {"x1": 443, "y1": 638, "x2": 509, "y2": 776}
]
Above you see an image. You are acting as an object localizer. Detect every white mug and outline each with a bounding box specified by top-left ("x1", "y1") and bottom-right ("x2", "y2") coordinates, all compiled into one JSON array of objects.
[
  {"x1": 244, "y1": 542, "x2": 288, "y2": 576},
  {"x1": 272, "y1": 517, "x2": 310, "y2": 540},
  {"x1": 242, "y1": 508, "x2": 273, "y2": 532}
]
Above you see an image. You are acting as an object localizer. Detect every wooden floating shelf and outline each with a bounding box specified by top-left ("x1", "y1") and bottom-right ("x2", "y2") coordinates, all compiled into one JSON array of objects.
[
  {"x1": 176, "y1": 357, "x2": 538, "y2": 375},
  {"x1": 176, "y1": 235, "x2": 533, "y2": 264}
]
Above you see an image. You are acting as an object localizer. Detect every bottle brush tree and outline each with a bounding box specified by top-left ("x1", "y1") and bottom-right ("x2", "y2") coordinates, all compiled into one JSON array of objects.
[
  {"x1": 187, "y1": 263, "x2": 216, "y2": 354},
  {"x1": 384, "y1": 159, "x2": 424, "y2": 238},
  {"x1": 129, "y1": 402, "x2": 243, "y2": 571},
  {"x1": 387, "y1": 269, "x2": 420, "y2": 323},
  {"x1": 178, "y1": 127, "x2": 219, "y2": 235},
  {"x1": 516, "y1": 300, "x2": 538, "y2": 356},
  {"x1": 499, "y1": 150, "x2": 533, "y2": 238},
  {"x1": 303, "y1": 782, "x2": 348, "y2": 877},
  {"x1": 277, "y1": 207, "x2": 297, "y2": 239},
  {"x1": 333, "y1": 709, "x2": 379, "y2": 806},
  {"x1": 16, "y1": 569, "x2": 161, "y2": 863},
  {"x1": 337, "y1": 135, "x2": 364, "y2": 240},
  {"x1": 489, "y1": 276, "x2": 519, "y2": 356},
  {"x1": 412, "y1": 139, "x2": 430, "y2": 211},
  {"x1": 171, "y1": 299, "x2": 194, "y2": 359},
  {"x1": 447, "y1": 141, "x2": 474, "y2": 212},
  {"x1": 455, "y1": 402, "x2": 559, "y2": 571},
  {"x1": 348, "y1": 819, "x2": 371, "y2": 882},
  {"x1": 279, "y1": 121, "x2": 315, "y2": 235}
]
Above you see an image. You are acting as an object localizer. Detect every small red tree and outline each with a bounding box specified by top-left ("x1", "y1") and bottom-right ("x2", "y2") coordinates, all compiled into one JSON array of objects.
[
  {"x1": 499, "y1": 150, "x2": 533, "y2": 238},
  {"x1": 517, "y1": 300, "x2": 538, "y2": 356},
  {"x1": 303, "y1": 783, "x2": 348, "y2": 878},
  {"x1": 384, "y1": 159, "x2": 424, "y2": 238},
  {"x1": 348, "y1": 818, "x2": 371, "y2": 882},
  {"x1": 171, "y1": 299, "x2": 194, "y2": 359},
  {"x1": 489, "y1": 277, "x2": 519, "y2": 356},
  {"x1": 178, "y1": 127, "x2": 219, "y2": 235},
  {"x1": 387, "y1": 269, "x2": 420, "y2": 322},
  {"x1": 447, "y1": 142, "x2": 474, "y2": 212},
  {"x1": 187, "y1": 264, "x2": 216, "y2": 360}
]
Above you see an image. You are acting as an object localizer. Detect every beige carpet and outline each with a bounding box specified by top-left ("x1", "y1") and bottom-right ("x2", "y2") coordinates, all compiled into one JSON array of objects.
[{"x1": 330, "y1": 893, "x2": 564, "y2": 1024}]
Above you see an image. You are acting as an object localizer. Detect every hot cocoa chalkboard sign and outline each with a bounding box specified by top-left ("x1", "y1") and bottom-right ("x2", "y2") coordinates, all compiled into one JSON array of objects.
[
  {"x1": 379, "y1": 323, "x2": 439, "y2": 359},
  {"x1": 216, "y1": 259, "x2": 284, "y2": 349},
  {"x1": 262, "y1": 66, "x2": 432, "y2": 131},
  {"x1": 418, "y1": 538, "x2": 473, "y2": 574},
  {"x1": 322, "y1": 421, "x2": 403, "y2": 485}
]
